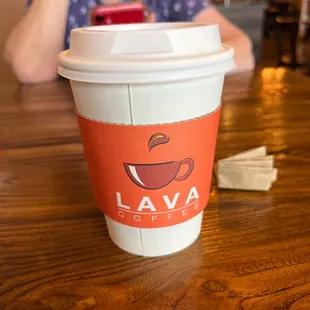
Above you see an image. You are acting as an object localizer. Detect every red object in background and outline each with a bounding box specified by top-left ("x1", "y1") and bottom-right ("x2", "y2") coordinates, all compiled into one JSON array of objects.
[{"x1": 90, "y1": 3, "x2": 145, "y2": 26}]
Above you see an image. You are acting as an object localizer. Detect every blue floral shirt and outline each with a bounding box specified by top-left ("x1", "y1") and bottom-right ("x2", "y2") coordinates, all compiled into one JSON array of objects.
[{"x1": 27, "y1": 0, "x2": 210, "y2": 50}]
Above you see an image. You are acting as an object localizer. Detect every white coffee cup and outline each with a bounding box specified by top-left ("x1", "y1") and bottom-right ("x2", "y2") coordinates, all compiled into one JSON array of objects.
[{"x1": 58, "y1": 23, "x2": 235, "y2": 257}]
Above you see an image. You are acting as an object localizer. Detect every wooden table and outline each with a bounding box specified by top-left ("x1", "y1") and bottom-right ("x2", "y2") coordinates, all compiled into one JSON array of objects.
[{"x1": 2, "y1": 68, "x2": 310, "y2": 310}]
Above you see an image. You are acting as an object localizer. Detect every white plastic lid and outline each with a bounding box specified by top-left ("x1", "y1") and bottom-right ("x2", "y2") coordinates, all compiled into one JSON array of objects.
[{"x1": 58, "y1": 23, "x2": 235, "y2": 84}]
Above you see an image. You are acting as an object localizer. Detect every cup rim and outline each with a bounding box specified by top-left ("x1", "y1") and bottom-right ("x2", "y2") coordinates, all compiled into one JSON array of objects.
[{"x1": 58, "y1": 45, "x2": 235, "y2": 83}]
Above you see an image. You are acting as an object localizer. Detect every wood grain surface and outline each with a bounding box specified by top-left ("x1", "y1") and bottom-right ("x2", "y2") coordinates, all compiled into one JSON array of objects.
[{"x1": 1, "y1": 68, "x2": 310, "y2": 310}]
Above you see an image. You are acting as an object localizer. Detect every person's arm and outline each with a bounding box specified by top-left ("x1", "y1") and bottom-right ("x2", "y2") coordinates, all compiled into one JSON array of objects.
[
  {"x1": 4, "y1": 0, "x2": 69, "y2": 84},
  {"x1": 194, "y1": 7, "x2": 255, "y2": 74},
  {"x1": 168, "y1": 0, "x2": 254, "y2": 74}
]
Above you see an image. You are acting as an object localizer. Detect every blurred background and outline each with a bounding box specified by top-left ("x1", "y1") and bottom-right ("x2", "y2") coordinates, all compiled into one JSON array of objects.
[{"x1": 0, "y1": 0, "x2": 309, "y2": 80}]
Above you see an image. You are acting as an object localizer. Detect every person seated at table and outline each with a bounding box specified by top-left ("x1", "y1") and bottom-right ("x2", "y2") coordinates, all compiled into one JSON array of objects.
[{"x1": 4, "y1": 0, "x2": 254, "y2": 84}]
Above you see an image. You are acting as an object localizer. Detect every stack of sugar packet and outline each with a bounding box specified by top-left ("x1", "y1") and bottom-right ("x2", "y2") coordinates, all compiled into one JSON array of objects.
[{"x1": 215, "y1": 146, "x2": 277, "y2": 191}]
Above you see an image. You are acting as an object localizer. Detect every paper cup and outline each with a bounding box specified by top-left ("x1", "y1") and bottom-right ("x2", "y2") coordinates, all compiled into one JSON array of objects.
[{"x1": 58, "y1": 23, "x2": 235, "y2": 257}]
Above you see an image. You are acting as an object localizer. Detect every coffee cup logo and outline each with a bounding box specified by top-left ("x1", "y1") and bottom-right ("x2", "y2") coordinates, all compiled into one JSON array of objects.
[{"x1": 124, "y1": 133, "x2": 194, "y2": 190}]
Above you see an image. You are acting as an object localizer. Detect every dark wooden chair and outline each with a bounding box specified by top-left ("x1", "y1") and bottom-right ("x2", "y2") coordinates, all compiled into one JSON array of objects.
[
  {"x1": 263, "y1": 4, "x2": 280, "y2": 37},
  {"x1": 273, "y1": 16, "x2": 299, "y2": 68},
  {"x1": 271, "y1": 16, "x2": 310, "y2": 76},
  {"x1": 263, "y1": 0, "x2": 298, "y2": 38}
]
